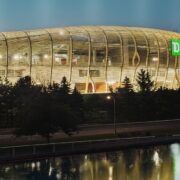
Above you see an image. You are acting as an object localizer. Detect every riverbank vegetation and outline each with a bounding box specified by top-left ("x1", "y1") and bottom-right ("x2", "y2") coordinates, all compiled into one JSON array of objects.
[{"x1": 0, "y1": 69, "x2": 179, "y2": 141}]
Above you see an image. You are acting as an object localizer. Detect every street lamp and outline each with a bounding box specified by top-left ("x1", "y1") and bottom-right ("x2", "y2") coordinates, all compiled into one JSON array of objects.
[{"x1": 106, "y1": 95, "x2": 117, "y2": 135}]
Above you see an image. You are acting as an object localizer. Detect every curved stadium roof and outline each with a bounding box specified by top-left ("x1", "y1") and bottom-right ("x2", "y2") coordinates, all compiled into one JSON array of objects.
[{"x1": 1, "y1": 26, "x2": 180, "y2": 43}]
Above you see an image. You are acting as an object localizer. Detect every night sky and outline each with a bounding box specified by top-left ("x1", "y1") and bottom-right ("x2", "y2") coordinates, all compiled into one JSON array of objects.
[{"x1": 0, "y1": 0, "x2": 180, "y2": 32}]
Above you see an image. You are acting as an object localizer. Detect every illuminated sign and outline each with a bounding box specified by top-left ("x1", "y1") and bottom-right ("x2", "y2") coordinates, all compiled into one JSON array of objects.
[{"x1": 171, "y1": 39, "x2": 180, "y2": 56}]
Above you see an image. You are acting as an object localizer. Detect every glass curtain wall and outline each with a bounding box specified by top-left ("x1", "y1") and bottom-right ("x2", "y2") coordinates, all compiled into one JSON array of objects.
[
  {"x1": 154, "y1": 32, "x2": 168, "y2": 87},
  {"x1": 48, "y1": 28, "x2": 70, "y2": 84},
  {"x1": 160, "y1": 32, "x2": 171, "y2": 88},
  {"x1": 144, "y1": 31, "x2": 159, "y2": 83},
  {"x1": 5, "y1": 32, "x2": 30, "y2": 83},
  {"x1": 27, "y1": 30, "x2": 52, "y2": 85},
  {"x1": 119, "y1": 29, "x2": 135, "y2": 83},
  {"x1": 0, "y1": 34, "x2": 7, "y2": 79},
  {"x1": 88, "y1": 29, "x2": 107, "y2": 93},
  {"x1": 106, "y1": 30, "x2": 122, "y2": 89},
  {"x1": 131, "y1": 30, "x2": 148, "y2": 82},
  {"x1": 70, "y1": 28, "x2": 89, "y2": 93},
  {"x1": 166, "y1": 33, "x2": 177, "y2": 88}
]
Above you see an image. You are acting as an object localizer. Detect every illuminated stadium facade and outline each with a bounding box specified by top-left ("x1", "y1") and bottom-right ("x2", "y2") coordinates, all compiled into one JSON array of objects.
[{"x1": 0, "y1": 26, "x2": 180, "y2": 93}]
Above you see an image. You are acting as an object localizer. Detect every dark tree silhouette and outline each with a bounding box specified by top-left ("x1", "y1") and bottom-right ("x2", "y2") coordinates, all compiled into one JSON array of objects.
[
  {"x1": 70, "y1": 87, "x2": 84, "y2": 124},
  {"x1": 116, "y1": 76, "x2": 133, "y2": 94},
  {"x1": 13, "y1": 76, "x2": 42, "y2": 127},
  {"x1": 15, "y1": 92, "x2": 58, "y2": 142},
  {"x1": 0, "y1": 72, "x2": 177, "y2": 140},
  {"x1": 123, "y1": 76, "x2": 133, "y2": 92},
  {"x1": 14, "y1": 76, "x2": 81, "y2": 142},
  {"x1": 136, "y1": 69, "x2": 154, "y2": 93},
  {"x1": 60, "y1": 76, "x2": 71, "y2": 95},
  {"x1": 0, "y1": 77, "x2": 14, "y2": 128}
]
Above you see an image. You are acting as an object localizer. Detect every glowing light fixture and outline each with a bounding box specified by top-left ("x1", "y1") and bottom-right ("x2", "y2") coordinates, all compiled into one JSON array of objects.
[
  {"x1": 107, "y1": 95, "x2": 111, "y2": 100},
  {"x1": 59, "y1": 30, "x2": 65, "y2": 36},
  {"x1": 43, "y1": 54, "x2": 49, "y2": 59},
  {"x1": 36, "y1": 82, "x2": 41, "y2": 85},
  {"x1": 55, "y1": 57, "x2": 60, "y2": 62},
  {"x1": 152, "y1": 57, "x2": 159, "y2": 62},
  {"x1": 107, "y1": 80, "x2": 116, "y2": 85},
  {"x1": 13, "y1": 54, "x2": 23, "y2": 60}
]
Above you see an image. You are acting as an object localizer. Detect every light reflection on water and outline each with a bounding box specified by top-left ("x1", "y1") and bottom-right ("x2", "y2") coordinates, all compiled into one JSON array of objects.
[{"x1": 0, "y1": 143, "x2": 179, "y2": 180}]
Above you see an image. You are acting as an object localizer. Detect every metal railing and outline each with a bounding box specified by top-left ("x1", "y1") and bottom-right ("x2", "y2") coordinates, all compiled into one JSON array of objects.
[
  {"x1": 0, "y1": 136, "x2": 156, "y2": 160},
  {"x1": 1, "y1": 134, "x2": 180, "y2": 162}
]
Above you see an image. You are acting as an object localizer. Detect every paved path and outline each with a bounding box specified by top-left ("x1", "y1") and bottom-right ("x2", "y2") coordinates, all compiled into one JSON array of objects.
[{"x1": 0, "y1": 119, "x2": 180, "y2": 147}]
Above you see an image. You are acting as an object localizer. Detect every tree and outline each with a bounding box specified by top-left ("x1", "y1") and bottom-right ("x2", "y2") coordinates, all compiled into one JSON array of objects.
[
  {"x1": 123, "y1": 76, "x2": 133, "y2": 92},
  {"x1": 136, "y1": 69, "x2": 154, "y2": 93},
  {"x1": 15, "y1": 92, "x2": 59, "y2": 142},
  {"x1": 83, "y1": 94, "x2": 109, "y2": 123},
  {"x1": 14, "y1": 76, "x2": 31, "y2": 88},
  {"x1": 135, "y1": 70, "x2": 155, "y2": 121},
  {"x1": 13, "y1": 76, "x2": 42, "y2": 126},
  {"x1": 116, "y1": 76, "x2": 133, "y2": 94},
  {"x1": 60, "y1": 76, "x2": 71, "y2": 95},
  {"x1": 14, "y1": 76, "x2": 81, "y2": 142},
  {"x1": 13, "y1": 76, "x2": 36, "y2": 101},
  {"x1": 51, "y1": 76, "x2": 71, "y2": 103},
  {"x1": 0, "y1": 77, "x2": 14, "y2": 128},
  {"x1": 70, "y1": 87, "x2": 84, "y2": 124}
]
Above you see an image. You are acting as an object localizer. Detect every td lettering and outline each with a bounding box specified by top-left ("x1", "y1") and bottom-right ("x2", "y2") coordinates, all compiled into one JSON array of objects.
[{"x1": 171, "y1": 39, "x2": 180, "y2": 56}]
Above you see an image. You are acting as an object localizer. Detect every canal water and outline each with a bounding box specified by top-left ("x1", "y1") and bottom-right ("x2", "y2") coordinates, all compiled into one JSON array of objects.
[{"x1": 0, "y1": 143, "x2": 180, "y2": 180}]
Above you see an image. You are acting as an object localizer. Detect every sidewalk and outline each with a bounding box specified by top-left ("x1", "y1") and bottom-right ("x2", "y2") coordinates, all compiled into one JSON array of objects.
[{"x1": 0, "y1": 119, "x2": 180, "y2": 147}]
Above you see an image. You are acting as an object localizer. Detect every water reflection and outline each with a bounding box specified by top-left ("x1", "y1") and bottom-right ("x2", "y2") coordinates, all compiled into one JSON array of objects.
[
  {"x1": 0, "y1": 143, "x2": 179, "y2": 180},
  {"x1": 170, "y1": 144, "x2": 180, "y2": 180}
]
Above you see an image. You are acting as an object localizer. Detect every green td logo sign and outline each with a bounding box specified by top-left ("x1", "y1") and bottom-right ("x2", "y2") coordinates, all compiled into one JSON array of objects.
[{"x1": 171, "y1": 39, "x2": 180, "y2": 56}]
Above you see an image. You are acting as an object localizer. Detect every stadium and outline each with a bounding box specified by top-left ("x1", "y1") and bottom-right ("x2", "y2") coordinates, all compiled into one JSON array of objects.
[{"x1": 0, "y1": 26, "x2": 180, "y2": 93}]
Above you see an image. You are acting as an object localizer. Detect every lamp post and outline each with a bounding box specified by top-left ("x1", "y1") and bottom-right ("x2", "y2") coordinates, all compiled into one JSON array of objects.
[{"x1": 107, "y1": 95, "x2": 116, "y2": 135}]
